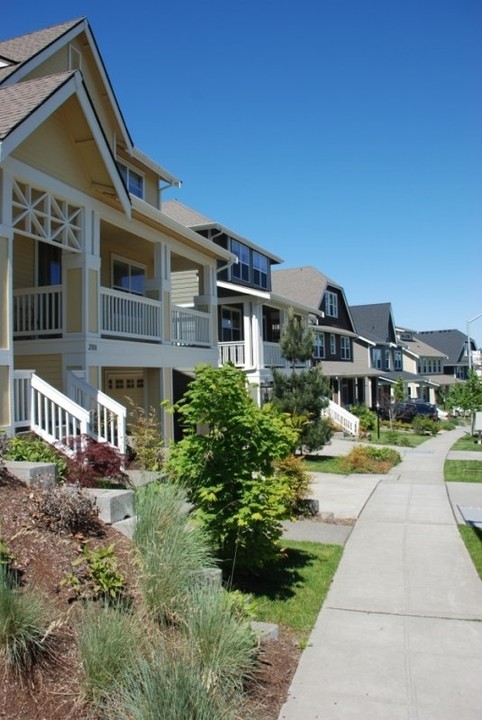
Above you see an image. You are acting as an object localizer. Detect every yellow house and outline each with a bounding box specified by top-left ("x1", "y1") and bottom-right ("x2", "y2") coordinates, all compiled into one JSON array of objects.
[{"x1": 0, "y1": 18, "x2": 234, "y2": 450}]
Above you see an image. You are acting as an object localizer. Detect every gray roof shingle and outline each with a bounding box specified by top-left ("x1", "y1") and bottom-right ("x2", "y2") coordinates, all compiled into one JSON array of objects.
[
  {"x1": 416, "y1": 329, "x2": 468, "y2": 365},
  {"x1": 0, "y1": 19, "x2": 83, "y2": 85},
  {"x1": 271, "y1": 266, "x2": 339, "y2": 310},
  {"x1": 0, "y1": 72, "x2": 74, "y2": 139}
]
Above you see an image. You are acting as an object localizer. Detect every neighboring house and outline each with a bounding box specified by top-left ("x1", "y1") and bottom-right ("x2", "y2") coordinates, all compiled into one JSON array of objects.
[
  {"x1": 0, "y1": 18, "x2": 235, "y2": 449},
  {"x1": 162, "y1": 200, "x2": 316, "y2": 404},
  {"x1": 415, "y1": 329, "x2": 473, "y2": 381},
  {"x1": 271, "y1": 266, "x2": 364, "y2": 406},
  {"x1": 351, "y1": 304, "x2": 440, "y2": 406}
]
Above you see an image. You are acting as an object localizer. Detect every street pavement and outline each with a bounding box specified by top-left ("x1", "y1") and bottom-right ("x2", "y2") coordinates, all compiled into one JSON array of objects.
[{"x1": 278, "y1": 427, "x2": 482, "y2": 720}]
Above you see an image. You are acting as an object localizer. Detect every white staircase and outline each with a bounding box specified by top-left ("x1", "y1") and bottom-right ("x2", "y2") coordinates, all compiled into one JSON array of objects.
[
  {"x1": 323, "y1": 400, "x2": 360, "y2": 437},
  {"x1": 12, "y1": 370, "x2": 126, "y2": 457}
]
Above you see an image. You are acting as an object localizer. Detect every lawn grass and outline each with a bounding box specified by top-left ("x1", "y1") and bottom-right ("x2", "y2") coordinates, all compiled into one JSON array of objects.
[
  {"x1": 444, "y1": 459, "x2": 482, "y2": 483},
  {"x1": 234, "y1": 540, "x2": 343, "y2": 644},
  {"x1": 302, "y1": 455, "x2": 347, "y2": 474},
  {"x1": 367, "y1": 429, "x2": 427, "y2": 448},
  {"x1": 451, "y1": 434, "x2": 482, "y2": 452},
  {"x1": 458, "y1": 525, "x2": 482, "y2": 579}
]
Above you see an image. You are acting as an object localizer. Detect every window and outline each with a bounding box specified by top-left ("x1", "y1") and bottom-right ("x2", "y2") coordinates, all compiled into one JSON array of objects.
[
  {"x1": 394, "y1": 350, "x2": 402, "y2": 371},
  {"x1": 112, "y1": 256, "x2": 146, "y2": 295},
  {"x1": 221, "y1": 306, "x2": 242, "y2": 342},
  {"x1": 325, "y1": 291, "x2": 338, "y2": 318},
  {"x1": 231, "y1": 239, "x2": 250, "y2": 282},
  {"x1": 330, "y1": 334, "x2": 336, "y2": 355},
  {"x1": 253, "y1": 252, "x2": 268, "y2": 289},
  {"x1": 38, "y1": 243, "x2": 62, "y2": 286},
  {"x1": 117, "y1": 162, "x2": 144, "y2": 199},
  {"x1": 341, "y1": 336, "x2": 351, "y2": 360},
  {"x1": 313, "y1": 333, "x2": 325, "y2": 359},
  {"x1": 372, "y1": 348, "x2": 382, "y2": 369},
  {"x1": 385, "y1": 349, "x2": 390, "y2": 370}
]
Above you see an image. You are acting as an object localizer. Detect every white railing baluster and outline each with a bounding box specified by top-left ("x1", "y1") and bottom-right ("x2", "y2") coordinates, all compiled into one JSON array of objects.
[
  {"x1": 171, "y1": 305, "x2": 211, "y2": 346},
  {"x1": 13, "y1": 287, "x2": 62, "y2": 336},
  {"x1": 322, "y1": 400, "x2": 360, "y2": 437}
]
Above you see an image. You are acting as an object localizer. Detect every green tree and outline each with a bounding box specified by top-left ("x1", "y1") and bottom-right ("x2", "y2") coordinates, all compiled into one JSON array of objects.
[
  {"x1": 393, "y1": 376, "x2": 405, "y2": 403},
  {"x1": 165, "y1": 364, "x2": 299, "y2": 573},
  {"x1": 271, "y1": 308, "x2": 332, "y2": 453},
  {"x1": 447, "y1": 370, "x2": 482, "y2": 431}
]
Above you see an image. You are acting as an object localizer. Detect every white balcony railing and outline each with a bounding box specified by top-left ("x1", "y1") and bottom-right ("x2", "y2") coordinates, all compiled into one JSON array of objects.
[
  {"x1": 101, "y1": 288, "x2": 161, "y2": 341},
  {"x1": 13, "y1": 286, "x2": 62, "y2": 336},
  {"x1": 219, "y1": 342, "x2": 246, "y2": 367},
  {"x1": 66, "y1": 371, "x2": 126, "y2": 455},
  {"x1": 171, "y1": 305, "x2": 211, "y2": 346},
  {"x1": 322, "y1": 399, "x2": 360, "y2": 437}
]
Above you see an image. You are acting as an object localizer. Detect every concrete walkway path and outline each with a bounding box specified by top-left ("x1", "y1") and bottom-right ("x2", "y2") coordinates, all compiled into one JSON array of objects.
[{"x1": 278, "y1": 428, "x2": 482, "y2": 720}]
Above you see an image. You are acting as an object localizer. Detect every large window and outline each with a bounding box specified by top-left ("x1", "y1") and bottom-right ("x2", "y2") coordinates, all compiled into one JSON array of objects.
[
  {"x1": 117, "y1": 162, "x2": 144, "y2": 199},
  {"x1": 231, "y1": 239, "x2": 250, "y2": 282},
  {"x1": 372, "y1": 348, "x2": 382, "y2": 369},
  {"x1": 341, "y1": 336, "x2": 351, "y2": 360},
  {"x1": 394, "y1": 349, "x2": 403, "y2": 371},
  {"x1": 221, "y1": 306, "x2": 242, "y2": 342},
  {"x1": 112, "y1": 256, "x2": 146, "y2": 295},
  {"x1": 253, "y1": 252, "x2": 268, "y2": 289},
  {"x1": 38, "y1": 242, "x2": 61, "y2": 286},
  {"x1": 313, "y1": 333, "x2": 325, "y2": 359},
  {"x1": 330, "y1": 333, "x2": 336, "y2": 355},
  {"x1": 325, "y1": 291, "x2": 338, "y2": 318}
]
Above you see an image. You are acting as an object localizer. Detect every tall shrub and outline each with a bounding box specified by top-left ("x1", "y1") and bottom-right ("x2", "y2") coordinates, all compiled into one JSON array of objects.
[{"x1": 165, "y1": 364, "x2": 298, "y2": 572}]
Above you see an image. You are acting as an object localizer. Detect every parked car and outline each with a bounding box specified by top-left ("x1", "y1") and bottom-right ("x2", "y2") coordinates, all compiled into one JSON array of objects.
[{"x1": 393, "y1": 400, "x2": 439, "y2": 423}]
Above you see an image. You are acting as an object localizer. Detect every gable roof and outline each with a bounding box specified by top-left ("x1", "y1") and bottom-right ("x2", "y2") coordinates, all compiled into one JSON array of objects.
[
  {"x1": 0, "y1": 18, "x2": 83, "y2": 84},
  {"x1": 350, "y1": 303, "x2": 396, "y2": 345},
  {"x1": 0, "y1": 18, "x2": 133, "y2": 152},
  {"x1": 271, "y1": 266, "x2": 339, "y2": 309},
  {"x1": 0, "y1": 71, "x2": 73, "y2": 140},
  {"x1": 398, "y1": 335, "x2": 447, "y2": 359},
  {"x1": 416, "y1": 329, "x2": 468, "y2": 365},
  {"x1": 162, "y1": 199, "x2": 283, "y2": 264}
]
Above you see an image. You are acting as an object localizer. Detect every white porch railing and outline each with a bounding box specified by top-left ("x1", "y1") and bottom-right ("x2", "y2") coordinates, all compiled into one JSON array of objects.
[
  {"x1": 13, "y1": 286, "x2": 62, "y2": 336},
  {"x1": 263, "y1": 342, "x2": 285, "y2": 367},
  {"x1": 66, "y1": 372, "x2": 126, "y2": 455},
  {"x1": 12, "y1": 370, "x2": 34, "y2": 429},
  {"x1": 323, "y1": 400, "x2": 360, "y2": 437},
  {"x1": 30, "y1": 374, "x2": 90, "y2": 454},
  {"x1": 219, "y1": 342, "x2": 246, "y2": 367},
  {"x1": 101, "y1": 288, "x2": 161, "y2": 341},
  {"x1": 171, "y1": 305, "x2": 211, "y2": 346}
]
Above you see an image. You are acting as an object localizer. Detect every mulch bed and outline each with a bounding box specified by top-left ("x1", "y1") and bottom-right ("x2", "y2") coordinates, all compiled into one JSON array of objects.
[{"x1": 0, "y1": 470, "x2": 300, "y2": 720}]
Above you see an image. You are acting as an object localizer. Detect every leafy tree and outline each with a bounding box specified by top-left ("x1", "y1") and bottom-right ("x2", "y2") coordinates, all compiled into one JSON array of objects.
[
  {"x1": 393, "y1": 376, "x2": 405, "y2": 403},
  {"x1": 165, "y1": 364, "x2": 299, "y2": 573},
  {"x1": 447, "y1": 371, "x2": 482, "y2": 431},
  {"x1": 271, "y1": 308, "x2": 332, "y2": 453}
]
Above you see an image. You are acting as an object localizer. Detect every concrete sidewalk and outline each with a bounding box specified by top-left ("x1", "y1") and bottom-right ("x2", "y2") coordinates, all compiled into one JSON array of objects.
[{"x1": 278, "y1": 427, "x2": 482, "y2": 720}]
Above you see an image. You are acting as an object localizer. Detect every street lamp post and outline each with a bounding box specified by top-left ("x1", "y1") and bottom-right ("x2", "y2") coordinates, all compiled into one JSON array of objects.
[{"x1": 467, "y1": 313, "x2": 482, "y2": 373}]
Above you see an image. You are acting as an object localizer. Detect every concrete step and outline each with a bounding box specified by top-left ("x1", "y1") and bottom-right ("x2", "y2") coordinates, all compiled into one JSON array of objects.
[
  {"x1": 5, "y1": 460, "x2": 57, "y2": 488},
  {"x1": 85, "y1": 487, "x2": 135, "y2": 524}
]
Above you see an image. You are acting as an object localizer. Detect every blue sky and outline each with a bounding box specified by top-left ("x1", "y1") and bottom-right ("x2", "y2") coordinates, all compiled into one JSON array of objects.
[{"x1": 4, "y1": 0, "x2": 482, "y2": 345}]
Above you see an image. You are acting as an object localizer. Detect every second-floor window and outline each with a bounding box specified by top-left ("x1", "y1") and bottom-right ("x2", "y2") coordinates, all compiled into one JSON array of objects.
[
  {"x1": 394, "y1": 349, "x2": 402, "y2": 371},
  {"x1": 330, "y1": 334, "x2": 336, "y2": 355},
  {"x1": 341, "y1": 336, "x2": 351, "y2": 360},
  {"x1": 112, "y1": 256, "x2": 145, "y2": 295},
  {"x1": 417, "y1": 358, "x2": 442, "y2": 374},
  {"x1": 117, "y1": 163, "x2": 144, "y2": 199},
  {"x1": 231, "y1": 240, "x2": 250, "y2": 282},
  {"x1": 253, "y1": 252, "x2": 268, "y2": 289},
  {"x1": 325, "y1": 290, "x2": 338, "y2": 318},
  {"x1": 313, "y1": 333, "x2": 325, "y2": 359},
  {"x1": 385, "y1": 349, "x2": 390, "y2": 370},
  {"x1": 372, "y1": 348, "x2": 382, "y2": 369}
]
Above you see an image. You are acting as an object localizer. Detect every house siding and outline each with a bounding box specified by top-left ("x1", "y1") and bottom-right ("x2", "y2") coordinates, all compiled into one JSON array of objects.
[{"x1": 15, "y1": 353, "x2": 62, "y2": 390}]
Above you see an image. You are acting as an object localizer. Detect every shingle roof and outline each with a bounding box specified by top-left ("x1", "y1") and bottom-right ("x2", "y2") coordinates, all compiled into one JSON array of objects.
[
  {"x1": 271, "y1": 266, "x2": 338, "y2": 310},
  {"x1": 0, "y1": 18, "x2": 83, "y2": 85},
  {"x1": 400, "y1": 336, "x2": 447, "y2": 359},
  {"x1": 350, "y1": 303, "x2": 394, "y2": 344},
  {"x1": 0, "y1": 71, "x2": 73, "y2": 139},
  {"x1": 162, "y1": 199, "x2": 213, "y2": 227},
  {"x1": 416, "y1": 329, "x2": 468, "y2": 365}
]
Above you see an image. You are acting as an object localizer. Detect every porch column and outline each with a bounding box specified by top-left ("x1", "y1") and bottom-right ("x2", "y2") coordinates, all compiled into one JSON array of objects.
[
  {"x1": 161, "y1": 367, "x2": 174, "y2": 443},
  {"x1": 145, "y1": 243, "x2": 164, "y2": 343},
  {"x1": 195, "y1": 263, "x2": 217, "y2": 347},
  {"x1": 63, "y1": 208, "x2": 100, "y2": 338},
  {"x1": 252, "y1": 302, "x2": 263, "y2": 368},
  {"x1": 162, "y1": 245, "x2": 172, "y2": 342},
  {"x1": 243, "y1": 300, "x2": 253, "y2": 368},
  {"x1": 0, "y1": 169, "x2": 14, "y2": 432}
]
